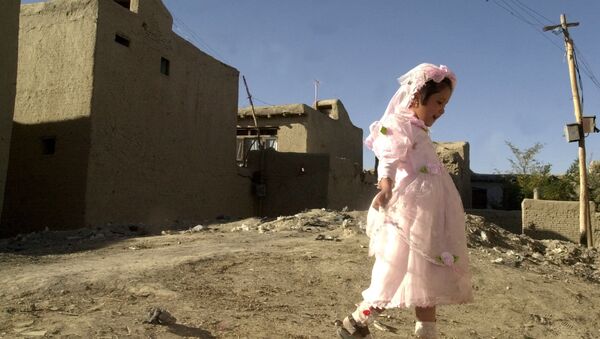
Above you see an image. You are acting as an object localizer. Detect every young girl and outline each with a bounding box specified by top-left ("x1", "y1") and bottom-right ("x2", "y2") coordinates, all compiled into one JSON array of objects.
[{"x1": 337, "y1": 64, "x2": 473, "y2": 339}]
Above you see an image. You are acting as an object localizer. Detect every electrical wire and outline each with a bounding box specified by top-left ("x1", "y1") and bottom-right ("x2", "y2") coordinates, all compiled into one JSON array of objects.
[
  {"x1": 172, "y1": 17, "x2": 230, "y2": 65},
  {"x1": 574, "y1": 46, "x2": 600, "y2": 91},
  {"x1": 486, "y1": 0, "x2": 600, "y2": 94},
  {"x1": 510, "y1": 0, "x2": 553, "y2": 25},
  {"x1": 488, "y1": 0, "x2": 564, "y2": 52},
  {"x1": 497, "y1": 0, "x2": 537, "y2": 26},
  {"x1": 572, "y1": 45, "x2": 585, "y2": 112},
  {"x1": 253, "y1": 97, "x2": 276, "y2": 106},
  {"x1": 169, "y1": 9, "x2": 282, "y2": 107}
]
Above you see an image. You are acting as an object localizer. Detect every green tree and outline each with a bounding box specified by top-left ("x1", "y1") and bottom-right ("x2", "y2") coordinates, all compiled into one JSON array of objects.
[
  {"x1": 505, "y1": 141, "x2": 573, "y2": 201},
  {"x1": 506, "y1": 142, "x2": 550, "y2": 175},
  {"x1": 564, "y1": 158, "x2": 600, "y2": 205}
]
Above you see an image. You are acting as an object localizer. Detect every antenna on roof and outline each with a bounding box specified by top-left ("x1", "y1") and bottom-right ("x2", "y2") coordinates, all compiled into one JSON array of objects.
[{"x1": 313, "y1": 79, "x2": 320, "y2": 108}]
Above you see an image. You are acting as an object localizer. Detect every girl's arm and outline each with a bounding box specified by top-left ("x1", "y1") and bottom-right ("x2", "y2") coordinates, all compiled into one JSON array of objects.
[{"x1": 373, "y1": 177, "x2": 393, "y2": 209}]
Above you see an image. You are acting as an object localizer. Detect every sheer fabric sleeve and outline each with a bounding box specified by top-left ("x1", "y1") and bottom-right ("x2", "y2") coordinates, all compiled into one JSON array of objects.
[{"x1": 364, "y1": 116, "x2": 412, "y2": 182}]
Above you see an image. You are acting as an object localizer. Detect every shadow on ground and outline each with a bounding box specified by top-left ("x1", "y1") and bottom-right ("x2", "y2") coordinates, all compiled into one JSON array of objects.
[
  {"x1": 168, "y1": 324, "x2": 216, "y2": 338},
  {"x1": 0, "y1": 216, "x2": 248, "y2": 256}
]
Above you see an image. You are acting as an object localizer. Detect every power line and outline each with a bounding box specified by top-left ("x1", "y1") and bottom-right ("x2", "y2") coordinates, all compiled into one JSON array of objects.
[
  {"x1": 574, "y1": 46, "x2": 600, "y2": 91},
  {"x1": 573, "y1": 45, "x2": 585, "y2": 112},
  {"x1": 171, "y1": 16, "x2": 231, "y2": 66},
  {"x1": 510, "y1": 0, "x2": 553, "y2": 25},
  {"x1": 496, "y1": 0, "x2": 536, "y2": 26},
  {"x1": 253, "y1": 97, "x2": 275, "y2": 106},
  {"x1": 168, "y1": 9, "x2": 282, "y2": 107},
  {"x1": 487, "y1": 0, "x2": 564, "y2": 52},
  {"x1": 486, "y1": 0, "x2": 600, "y2": 93}
]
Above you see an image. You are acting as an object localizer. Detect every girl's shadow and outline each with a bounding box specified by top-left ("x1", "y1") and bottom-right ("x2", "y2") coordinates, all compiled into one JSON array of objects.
[{"x1": 167, "y1": 324, "x2": 216, "y2": 338}]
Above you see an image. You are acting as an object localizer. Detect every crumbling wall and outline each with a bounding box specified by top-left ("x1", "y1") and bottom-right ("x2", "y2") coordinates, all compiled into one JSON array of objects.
[
  {"x1": 435, "y1": 141, "x2": 471, "y2": 208},
  {"x1": 522, "y1": 199, "x2": 600, "y2": 244}
]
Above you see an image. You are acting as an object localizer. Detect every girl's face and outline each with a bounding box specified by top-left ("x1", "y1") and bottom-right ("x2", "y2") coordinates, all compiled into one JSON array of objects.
[{"x1": 412, "y1": 87, "x2": 453, "y2": 127}]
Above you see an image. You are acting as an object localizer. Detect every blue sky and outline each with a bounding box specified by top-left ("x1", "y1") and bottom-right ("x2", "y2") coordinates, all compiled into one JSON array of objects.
[{"x1": 22, "y1": 1, "x2": 600, "y2": 174}]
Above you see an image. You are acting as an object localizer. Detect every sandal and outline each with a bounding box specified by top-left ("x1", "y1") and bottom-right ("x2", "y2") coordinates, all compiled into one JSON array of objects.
[{"x1": 335, "y1": 314, "x2": 372, "y2": 339}]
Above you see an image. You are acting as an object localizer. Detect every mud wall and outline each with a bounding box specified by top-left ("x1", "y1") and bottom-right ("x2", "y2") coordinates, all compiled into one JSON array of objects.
[
  {"x1": 0, "y1": 0, "x2": 20, "y2": 227},
  {"x1": 522, "y1": 199, "x2": 600, "y2": 244}
]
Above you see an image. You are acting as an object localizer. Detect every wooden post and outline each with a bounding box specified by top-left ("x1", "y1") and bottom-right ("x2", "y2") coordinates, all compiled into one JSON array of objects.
[{"x1": 555, "y1": 14, "x2": 593, "y2": 247}]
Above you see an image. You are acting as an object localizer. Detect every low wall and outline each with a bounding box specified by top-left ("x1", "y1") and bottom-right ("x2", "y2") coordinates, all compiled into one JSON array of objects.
[
  {"x1": 246, "y1": 150, "x2": 329, "y2": 217},
  {"x1": 466, "y1": 209, "x2": 522, "y2": 234},
  {"x1": 246, "y1": 151, "x2": 378, "y2": 216},
  {"x1": 522, "y1": 199, "x2": 600, "y2": 244},
  {"x1": 328, "y1": 157, "x2": 378, "y2": 211}
]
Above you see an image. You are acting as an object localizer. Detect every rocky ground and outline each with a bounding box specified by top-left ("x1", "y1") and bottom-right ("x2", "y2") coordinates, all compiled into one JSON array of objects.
[{"x1": 1, "y1": 209, "x2": 599, "y2": 338}]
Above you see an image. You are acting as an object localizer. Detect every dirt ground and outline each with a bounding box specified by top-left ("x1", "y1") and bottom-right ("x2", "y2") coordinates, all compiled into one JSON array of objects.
[{"x1": 1, "y1": 209, "x2": 599, "y2": 339}]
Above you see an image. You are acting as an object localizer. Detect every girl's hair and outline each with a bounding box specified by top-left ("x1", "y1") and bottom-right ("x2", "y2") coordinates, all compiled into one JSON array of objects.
[{"x1": 419, "y1": 77, "x2": 453, "y2": 105}]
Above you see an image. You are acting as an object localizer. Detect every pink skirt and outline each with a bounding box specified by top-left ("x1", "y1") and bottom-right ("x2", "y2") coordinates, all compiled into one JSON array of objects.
[{"x1": 362, "y1": 172, "x2": 473, "y2": 308}]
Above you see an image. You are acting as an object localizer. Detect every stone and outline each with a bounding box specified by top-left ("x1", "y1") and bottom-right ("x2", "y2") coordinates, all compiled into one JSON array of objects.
[
  {"x1": 190, "y1": 225, "x2": 205, "y2": 232},
  {"x1": 144, "y1": 307, "x2": 177, "y2": 325}
]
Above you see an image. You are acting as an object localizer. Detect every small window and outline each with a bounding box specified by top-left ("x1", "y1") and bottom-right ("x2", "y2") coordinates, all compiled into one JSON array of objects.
[
  {"x1": 317, "y1": 104, "x2": 333, "y2": 115},
  {"x1": 41, "y1": 137, "x2": 56, "y2": 155},
  {"x1": 160, "y1": 57, "x2": 170, "y2": 76},
  {"x1": 114, "y1": 0, "x2": 131, "y2": 10},
  {"x1": 114, "y1": 34, "x2": 130, "y2": 47}
]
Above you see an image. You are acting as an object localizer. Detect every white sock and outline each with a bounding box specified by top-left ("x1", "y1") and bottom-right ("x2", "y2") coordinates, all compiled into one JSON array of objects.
[
  {"x1": 351, "y1": 304, "x2": 381, "y2": 325},
  {"x1": 351, "y1": 308, "x2": 369, "y2": 325},
  {"x1": 415, "y1": 321, "x2": 437, "y2": 339}
]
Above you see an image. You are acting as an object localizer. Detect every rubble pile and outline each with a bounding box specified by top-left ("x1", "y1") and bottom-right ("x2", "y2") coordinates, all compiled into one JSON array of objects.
[
  {"x1": 0, "y1": 224, "x2": 145, "y2": 253},
  {"x1": 231, "y1": 211, "x2": 600, "y2": 284},
  {"x1": 230, "y1": 208, "x2": 359, "y2": 233},
  {"x1": 1, "y1": 208, "x2": 597, "y2": 284},
  {"x1": 465, "y1": 214, "x2": 599, "y2": 283}
]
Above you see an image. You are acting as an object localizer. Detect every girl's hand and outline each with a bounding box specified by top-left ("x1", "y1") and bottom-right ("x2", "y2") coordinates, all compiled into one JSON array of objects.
[
  {"x1": 373, "y1": 190, "x2": 392, "y2": 209},
  {"x1": 372, "y1": 178, "x2": 393, "y2": 209}
]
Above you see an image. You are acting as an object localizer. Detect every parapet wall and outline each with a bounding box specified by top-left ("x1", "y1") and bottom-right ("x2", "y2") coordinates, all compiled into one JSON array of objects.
[{"x1": 522, "y1": 199, "x2": 600, "y2": 245}]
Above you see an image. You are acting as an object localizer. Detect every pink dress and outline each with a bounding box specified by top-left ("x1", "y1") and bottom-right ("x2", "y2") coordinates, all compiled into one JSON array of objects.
[{"x1": 363, "y1": 109, "x2": 473, "y2": 309}]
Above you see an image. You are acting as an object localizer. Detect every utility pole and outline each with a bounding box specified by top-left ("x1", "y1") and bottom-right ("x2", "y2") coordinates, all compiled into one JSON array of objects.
[
  {"x1": 242, "y1": 75, "x2": 262, "y2": 151},
  {"x1": 544, "y1": 14, "x2": 593, "y2": 248}
]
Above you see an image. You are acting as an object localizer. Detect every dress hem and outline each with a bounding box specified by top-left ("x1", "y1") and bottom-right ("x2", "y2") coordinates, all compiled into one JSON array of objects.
[{"x1": 361, "y1": 296, "x2": 474, "y2": 309}]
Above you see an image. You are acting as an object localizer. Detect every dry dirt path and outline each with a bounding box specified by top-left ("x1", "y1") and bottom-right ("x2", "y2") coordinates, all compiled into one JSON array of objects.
[{"x1": 0, "y1": 211, "x2": 599, "y2": 338}]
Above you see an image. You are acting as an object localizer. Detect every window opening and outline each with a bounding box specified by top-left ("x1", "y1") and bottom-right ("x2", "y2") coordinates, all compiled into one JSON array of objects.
[
  {"x1": 114, "y1": 0, "x2": 131, "y2": 10},
  {"x1": 236, "y1": 128, "x2": 278, "y2": 164},
  {"x1": 160, "y1": 57, "x2": 170, "y2": 76},
  {"x1": 236, "y1": 128, "x2": 277, "y2": 136},
  {"x1": 114, "y1": 34, "x2": 130, "y2": 47},
  {"x1": 41, "y1": 137, "x2": 56, "y2": 155}
]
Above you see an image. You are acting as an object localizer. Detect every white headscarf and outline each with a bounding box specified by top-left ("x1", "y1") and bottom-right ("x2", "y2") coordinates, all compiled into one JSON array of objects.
[
  {"x1": 383, "y1": 63, "x2": 456, "y2": 122},
  {"x1": 365, "y1": 63, "x2": 456, "y2": 149}
]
